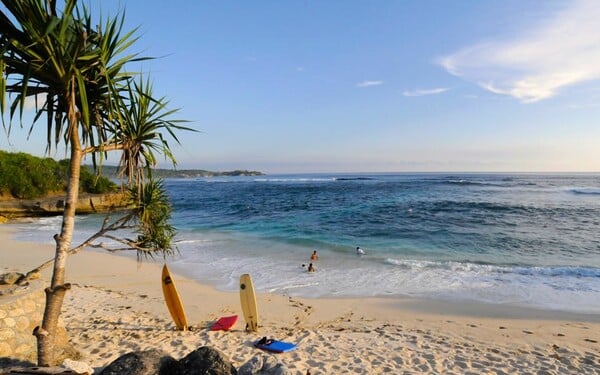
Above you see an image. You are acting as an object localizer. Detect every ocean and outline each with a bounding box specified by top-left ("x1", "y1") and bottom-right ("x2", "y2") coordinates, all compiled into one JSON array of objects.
[{"x1": 10, "y1": 173, "x2": 600, "y2": 314}]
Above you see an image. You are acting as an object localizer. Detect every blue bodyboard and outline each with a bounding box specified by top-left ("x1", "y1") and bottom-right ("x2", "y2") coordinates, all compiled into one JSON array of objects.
[{"x1": 254, "y1": 339, "x2": 297, "y2": 353}]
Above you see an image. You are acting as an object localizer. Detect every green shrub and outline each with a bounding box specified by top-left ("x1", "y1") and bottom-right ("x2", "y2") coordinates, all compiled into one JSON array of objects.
[
  {"x1": 0, "y1": 151, "x2": 117, "y2": 198},
  {"x1": 80, "y1": 167, "x2": 118, "y2": 194}
]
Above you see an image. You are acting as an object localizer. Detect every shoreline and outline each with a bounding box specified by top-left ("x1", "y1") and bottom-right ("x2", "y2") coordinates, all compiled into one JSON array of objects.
[{"x1": 2, "y1": 223, "x2": 599, "y2": 373}]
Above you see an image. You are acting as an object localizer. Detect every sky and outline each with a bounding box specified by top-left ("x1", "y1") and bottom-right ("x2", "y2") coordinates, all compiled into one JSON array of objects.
[{"x1": 2, "y1": 0, "x2": 600, "y2": 173}]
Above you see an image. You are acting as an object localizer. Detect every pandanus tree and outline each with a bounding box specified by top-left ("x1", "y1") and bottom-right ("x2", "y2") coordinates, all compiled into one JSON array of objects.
[{"x1": 1, "y1": 0, "x2": 191, "y2": 365}]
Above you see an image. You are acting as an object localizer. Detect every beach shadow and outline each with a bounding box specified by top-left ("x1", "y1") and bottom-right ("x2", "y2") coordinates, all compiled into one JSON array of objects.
[
  {"x1": 0, "y1": 357, "x2": 36, "y2": 369},
  {"x1": 244, "y1": 339, "x2": 260, "y2": 348},
  {"x1": 66, "y1": 323, "x2": 166, "y2": 332}
]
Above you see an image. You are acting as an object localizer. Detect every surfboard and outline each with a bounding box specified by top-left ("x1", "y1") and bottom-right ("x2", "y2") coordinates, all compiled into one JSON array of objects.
[
  {"x1": 161, "y1": 264, "x2": 188, "y2": 331},
  {"x1": 210, "y1": 315, "x2": 238, "y2": 331},
  {"x1": 254, "y1": 338, "x2": 297, "y2": 353},
  {"x1": 239, "y1": 273, "x2": 259, "y2": 332}
]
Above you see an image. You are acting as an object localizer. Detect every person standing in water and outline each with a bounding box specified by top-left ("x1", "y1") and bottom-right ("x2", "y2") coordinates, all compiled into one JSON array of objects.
[
  {"x1": 356, "y1": 246, "x2": 365, "y2": 256},
  {"x1": 308, "y1": 263, "x2": 315, "y2": 272},
  {"x1": 310, "y1": 250, "x2": 319, "y2": 262}
]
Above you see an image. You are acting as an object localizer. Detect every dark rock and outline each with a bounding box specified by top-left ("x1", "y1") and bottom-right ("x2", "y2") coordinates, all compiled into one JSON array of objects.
[
  {"x1": 99, "y1": 349, "x2": 180, "y2": 375},
  {"x1": 0, "y1": 272, "x2": 24, "y2": 285},
  {"x1": 99, "y1": 346, "x2": 239, "y2": 375},
  {"x1": 177, "y1": 346, "x2": 237, "y2": 375},
  {"x1": 238, "y1": 355, "x2": 265, "y2": 375},
  {"x1": 239, "y1": 355, "x2": 288, "y2": 375}
]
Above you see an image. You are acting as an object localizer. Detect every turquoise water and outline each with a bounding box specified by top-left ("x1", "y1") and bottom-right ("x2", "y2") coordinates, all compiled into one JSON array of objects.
[{"x1": 13, "y1": 173, "x2": 600, "y2": 313}]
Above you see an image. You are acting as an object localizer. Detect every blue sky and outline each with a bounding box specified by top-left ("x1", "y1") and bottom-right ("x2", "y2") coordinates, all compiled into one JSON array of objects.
[{"x1": 2, "y1": 0, "x2": 600, "y2": 173}]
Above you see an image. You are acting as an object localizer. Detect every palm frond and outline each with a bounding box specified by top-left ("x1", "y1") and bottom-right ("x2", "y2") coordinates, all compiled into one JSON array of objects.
[
  {"x1": 108, "y1": 76, "x2": 193, "y2": 185},
  {"x1": 127, "y1": 178, "x2": 177, "y2": 259}
]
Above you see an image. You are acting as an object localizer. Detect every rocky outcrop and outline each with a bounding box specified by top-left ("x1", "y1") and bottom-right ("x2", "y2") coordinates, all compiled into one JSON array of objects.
[
  {"x1": 4, "y1": 347, "x2": 291, "y2": 375},
  {"x1": 99, "y1": 347, "x2": 236, "y2": 375},
  {"x1": 178, "y1": 347, "x2": 237, "y2": 375},
  {"x1": 238, "y1": 355, "x2": 289, "y2": 375},
  {"x1": 0, "y1": 192, "x2": 130, "y2": 220},
  {"x1": 98, "y1": 349, "x2": 180, "y2": 375}
]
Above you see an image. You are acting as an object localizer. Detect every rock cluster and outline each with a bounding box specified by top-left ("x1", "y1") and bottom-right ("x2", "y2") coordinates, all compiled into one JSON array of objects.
[
  {"x1": 98, "y1": 347, "x2": 289, "y2": 375},
  {"x1": 0, "y1": 192, "x2": 129, "y2": 220}
]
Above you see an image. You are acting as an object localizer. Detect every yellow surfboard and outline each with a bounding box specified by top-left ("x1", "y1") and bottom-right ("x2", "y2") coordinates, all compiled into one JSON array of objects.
[
  {"x1": 161, "y1": 264, "x2": 188, "y2": 331},
  {"x1": 239, "y1": 273, "x2": 259, "y2": 332}
]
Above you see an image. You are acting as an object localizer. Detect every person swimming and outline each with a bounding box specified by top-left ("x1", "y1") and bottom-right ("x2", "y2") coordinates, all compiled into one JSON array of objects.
[{"x1": 308, "y1": 263, "x2": 315, "y2": 272}]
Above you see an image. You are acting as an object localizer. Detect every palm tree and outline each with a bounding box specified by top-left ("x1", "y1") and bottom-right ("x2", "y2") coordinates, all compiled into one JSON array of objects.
[
  {"x1": 108, "y1": 77, "x2": 190, "y2": 187},
  {"x1": 1, "y1": 0, "x2": 191, "y2": 365}
]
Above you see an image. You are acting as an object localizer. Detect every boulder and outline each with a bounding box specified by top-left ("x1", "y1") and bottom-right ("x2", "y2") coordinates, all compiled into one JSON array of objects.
[
  {"x1": 239, "y1": 355, "x2": 289, "y2": 375},
  {"x1": 238, "y1": 355, "x2": 265, "y2": 375},
  {"x1": 0, "y1": 272, "x2": 24, "y2": 285},
  {"x1": 99, "y1": 349, "x2": 180, "y2": 375},
  {"x1": 177, "y1": 346, "x2": 237, "y2": 375},
  {"x1": 99, "y1": 346, "x2": 239, "y2": 375}
]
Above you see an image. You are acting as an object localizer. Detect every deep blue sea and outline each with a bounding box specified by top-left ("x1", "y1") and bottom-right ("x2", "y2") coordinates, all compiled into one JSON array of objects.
[{"x1": 11, "y1": 173, "x2": 600, "y2": 314}]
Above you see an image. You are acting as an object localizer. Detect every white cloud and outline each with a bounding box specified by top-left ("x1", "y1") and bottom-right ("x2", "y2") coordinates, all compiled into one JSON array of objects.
[
  {"x1": 439, "y1": 1, "x2": 600, "y2": 103},
  {"x1": 357, "y1": 80, "x2": 383, "y2": 88},
  {"x1": 403, "y1": 88, "x2": 449, "y2": 97}
]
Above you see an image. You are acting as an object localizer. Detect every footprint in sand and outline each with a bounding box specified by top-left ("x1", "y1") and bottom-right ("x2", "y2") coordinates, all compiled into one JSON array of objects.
[{"x1": 288, "y1": 296, "x2": 303, "y2": 307}]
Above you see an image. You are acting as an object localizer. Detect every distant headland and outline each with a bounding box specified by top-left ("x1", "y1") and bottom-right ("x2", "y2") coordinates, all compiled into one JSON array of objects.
[{"x1": 92, "y1": 165, "x2": 265, "y2": 179}]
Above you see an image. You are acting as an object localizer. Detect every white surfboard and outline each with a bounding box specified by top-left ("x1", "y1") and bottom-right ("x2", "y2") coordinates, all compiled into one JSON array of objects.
[{"x1": 239, "y1": 273, "x2": 259, "y2": 332}]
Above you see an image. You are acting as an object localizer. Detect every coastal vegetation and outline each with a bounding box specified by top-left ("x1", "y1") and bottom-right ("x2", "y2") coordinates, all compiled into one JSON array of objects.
[
  {"x1": 0, "y1": 149, "x2": 261, "y2": 201},
  {"x1": 0, "y1": 151, "x2": 117, "y2": 199},
  {"x1": 1, "y1": 0, "x2": 191, "y2": 366}
]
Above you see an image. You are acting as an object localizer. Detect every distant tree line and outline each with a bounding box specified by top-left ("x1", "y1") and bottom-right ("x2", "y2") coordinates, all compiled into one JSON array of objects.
[
  {"x1": 89, "y1": 165, "x2": 265, "y2": 178},
  {"x1": 0, "y1": 151, "x2": 117, "y2": 199}
]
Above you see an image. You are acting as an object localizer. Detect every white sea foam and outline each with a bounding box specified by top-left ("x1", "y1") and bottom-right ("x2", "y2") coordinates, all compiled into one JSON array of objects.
[
  {"x1": 254, "y1": 177, "x2": 336, "y2": 182},
  {"x1": 569, "y1": 187, "x2": 600, "y2": 195},
  {"x1": 267, "y1": 282, "x2": 321, "y2": 293},
  {"x1": 174, "y1": 239, "x2": 214, "y2": 245},
  {"x1": 34, "y1": 216, "x2": 63, "y2": 231},
  {"x1": 180, "y1": 240, "x2": 600, "y2": 313},
  {"x1": 9, "y1": 220, "x2": 600, "y2": 314}
]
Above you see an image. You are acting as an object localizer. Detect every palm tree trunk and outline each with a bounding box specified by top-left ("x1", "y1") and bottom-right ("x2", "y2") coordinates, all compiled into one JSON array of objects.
[{"x1": 35, "y1": 83, "x2": 82, "y2": 366}]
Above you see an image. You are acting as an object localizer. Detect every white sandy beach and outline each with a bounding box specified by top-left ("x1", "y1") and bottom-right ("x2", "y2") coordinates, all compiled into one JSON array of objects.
[{"x1": 1, "y1": 224, "x2": 599, "y2": 374}]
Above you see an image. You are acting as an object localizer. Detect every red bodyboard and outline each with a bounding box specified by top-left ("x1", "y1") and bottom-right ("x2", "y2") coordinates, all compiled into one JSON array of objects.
[{"x1": 211, "y1": 315, "x2": 238, "y2": 331}]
